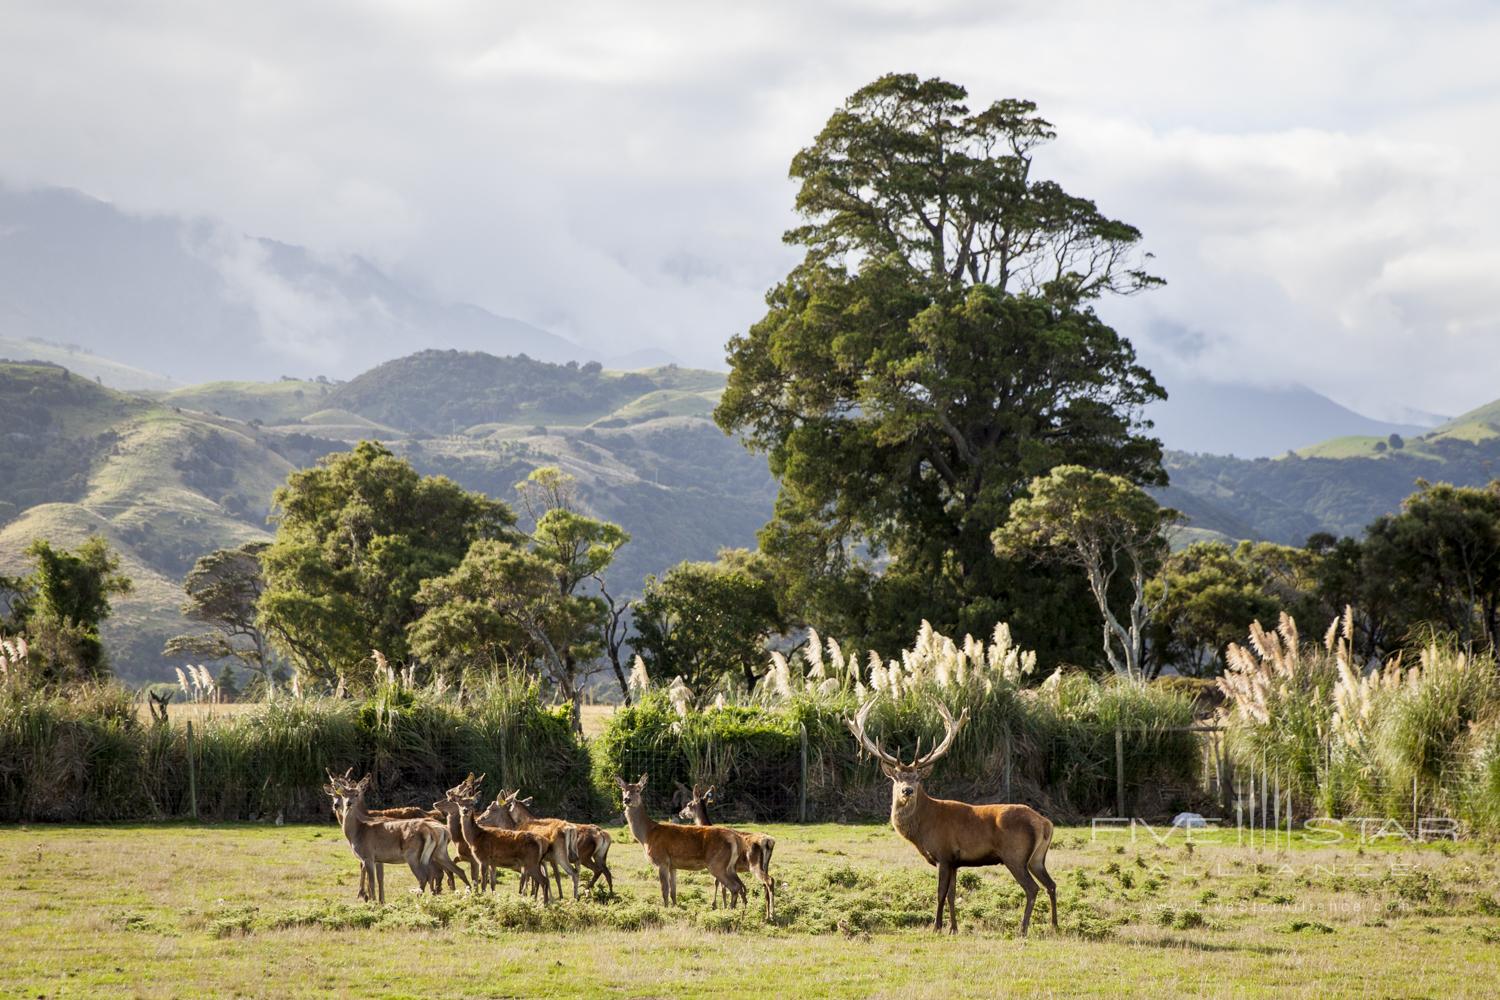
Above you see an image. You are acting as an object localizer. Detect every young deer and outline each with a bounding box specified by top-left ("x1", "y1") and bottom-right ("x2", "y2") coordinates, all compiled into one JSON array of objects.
[
  {"x1": 454, "y1": 796, "x2": 552, "y2": 902},
  {"x1": 505, "y1": 792, "x2": 614, "y2": 896},
  {"x1": 616, "y1": 773, "x2": 747, "y2": 910},
  {"x1": 325, "y1": 773, "x2": 445, "y2": 904},
  {"x1": 848, "y1": 699, "x2": 1058, "y2": 935},
  {"x1": 487, "y1": 791, "x2": 579, "y2": 900},
  {"x1": 677, "y1": 784, "x2": 776, "y2": 918},
  {"x1": 325, "y1": 770, "x2": 470, "y2": 894},
  {"x1": 430, "y1": 773, "x2": 485, "y2": 887}
]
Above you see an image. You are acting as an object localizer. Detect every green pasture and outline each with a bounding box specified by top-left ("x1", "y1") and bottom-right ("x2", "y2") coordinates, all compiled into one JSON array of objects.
[{"x1": 1, "y1": 821, "x2": 1497, "y2": 998}]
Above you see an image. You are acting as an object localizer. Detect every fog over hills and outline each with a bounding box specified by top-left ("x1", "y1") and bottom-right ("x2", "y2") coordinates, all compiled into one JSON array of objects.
[{"x1": 0, "y1": 186, "x2": 582, "y2": 383}]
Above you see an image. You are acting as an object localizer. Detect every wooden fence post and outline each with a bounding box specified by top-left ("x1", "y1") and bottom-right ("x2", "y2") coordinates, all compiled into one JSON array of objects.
[
  {"x1": 799, "y1": 722, "x2": 808, "y2": 823},
  {"x1": 1114, "y1": 727, "x2": 1125, "y2": 819},
  {"x1": 186, "y1": 720, "x2": 199, "y2": 821}
]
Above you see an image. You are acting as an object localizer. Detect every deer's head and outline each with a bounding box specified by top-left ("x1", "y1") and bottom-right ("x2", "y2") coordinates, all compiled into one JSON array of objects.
[
  {"x1": 616, "y1": 773, "x2": 648, "y2": 810},
  {"x1": 847, "y1": 699, "x2": 969, "y2": 811}
]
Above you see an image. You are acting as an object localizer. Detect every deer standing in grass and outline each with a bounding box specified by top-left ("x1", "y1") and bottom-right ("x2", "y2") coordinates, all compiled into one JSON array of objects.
[
  {"x1": 479, "y1": 792, "x2": 579, "y2": 900},
  {"x1": 325, "y1": 770, "x2": 471, "y2": 895},
  {"x1": 451, "y1": 793, "x2": 552, "y2": 902},
  {"x1": 848, "y1": 700, "x2": 1058, "y2": 935},
  {"x1": 617, "y1": 773, "x2": 747, "y2": 910},
  {"x1": 328, "y1": 767, "x2": 477, "y2": 893},
  {"x1": 676, "y1": 784, "x2": 776, "y2": 918},
  {"x1": 504, "y1": 791, "x2": 614, "y2": 896},
  {"x1": 324, "y1": 773, "x2": 449, "y2": 903}
]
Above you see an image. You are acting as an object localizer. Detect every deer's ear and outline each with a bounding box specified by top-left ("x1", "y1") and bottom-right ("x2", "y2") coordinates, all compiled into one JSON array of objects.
[
  {"x1": 615, "y1": 776, "x2": 628, "y2": 789},
  {"x1": 914, "y1": 763, "x2": 936, "y2": 780},
  {"x1": 879, "y1": 761, "x2": 900, "y2": 780},
  {"x1": 638, "y1": 772, "x2": 649, "y2": 788}
]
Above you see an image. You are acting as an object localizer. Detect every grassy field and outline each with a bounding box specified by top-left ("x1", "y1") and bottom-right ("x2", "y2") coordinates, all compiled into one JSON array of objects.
[{"x1": 1, "y1": 820, "x2": 1496, "y2": 998}]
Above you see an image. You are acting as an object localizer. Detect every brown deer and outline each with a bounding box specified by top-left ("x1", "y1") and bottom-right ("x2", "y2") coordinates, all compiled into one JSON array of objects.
[
  {"x1": 505, "y1": 792, "x2": 614, "y2": 896},
  {"x1": 453, "y1": 795, "x2": 552, "y2": 902},
  {"x1": 847, "y1": 699, "x2": 1058, "y2": 936},
  {"x1": 489, "y1": 790, "x2": 580, "y2": 899},
  {"x1": 325, "y1": 770, "x2": 471, "y2": 894},
  {"x1": 616, "y1": 773, "x2": 747, "y2": 909},
  {"x1": 676, "y1": 784, "x2": 776, "y2": 918},
  {"x1": 426, "y1": 773, "x2": 485, "y2": 887},
  {"x1": 324, "y1": 773, "x2": 446, "y2": 903}
]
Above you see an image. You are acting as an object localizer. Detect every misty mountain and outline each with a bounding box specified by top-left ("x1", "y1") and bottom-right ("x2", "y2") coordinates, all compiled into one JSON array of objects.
[
  {"x1": 0, "y1": 185, "x2": 582, "y2": 383},
  {"x1": 1145, "y1": 375, "x2": 1431, "y2": 458}
]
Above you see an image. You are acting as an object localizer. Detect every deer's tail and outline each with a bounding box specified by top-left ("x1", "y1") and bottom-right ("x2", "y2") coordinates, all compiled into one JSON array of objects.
[{"x1": 593, "y1": 828, "x2": 612, "y2": 867}]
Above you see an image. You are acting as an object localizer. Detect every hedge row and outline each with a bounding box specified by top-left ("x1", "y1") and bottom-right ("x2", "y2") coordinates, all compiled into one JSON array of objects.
[{"x1": 0, "y1": 682, "x2": 597, "y2": 823}]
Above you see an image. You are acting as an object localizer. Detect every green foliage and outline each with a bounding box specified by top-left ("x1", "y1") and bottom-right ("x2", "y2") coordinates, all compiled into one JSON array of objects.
[
  {"x1": 1362, "y1": 480, "x2": 1500, "y2": 652},
  {"x1": 258, "y1": 441, "x2": 516, "y2": 688},
  {"x1": 716, "y1": 74, "x2": 1166, "y2": 667},
  {"x1": 0, "y1": 678, "x2": 595, "y2": 822},
  {"x1": 164, "y1": 541, "x2": 272, "y2": 673},
  {"x1": 997, "y1": 467, "x2": 1180, "y2": 679},
  {"x1": 3, "y1": 536, "x2": 132, "y2": 684},
  {"x1": 631, "y1": 549, "x2": 785, "y2": 691},
  {"x1": 591, "y1": 693, "x2": 800, "y2": 819}
]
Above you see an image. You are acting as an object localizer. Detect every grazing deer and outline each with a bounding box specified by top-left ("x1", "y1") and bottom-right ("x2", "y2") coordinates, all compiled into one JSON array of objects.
[
  {"x1": 677, "y1": 784, "x2": 776, "y2": 918},
  {"x1": 454, "y1": 796, "x2": 552, "y2": 902},
  {"x1": 324, "y1": 773, "x2": 445, "y2": 903},
  {"x1": 616, "y1": 773, "x2": 747, "y2": 910},
  {"x1": 505, "y1": 792, "x2": 614, "y2": 896},
  {"x1": 847, "y1": 699, "x2": 1058, "y2": 936},
  {"x1": 325, "y1": 770, "x2": 471, "y2": 894}
]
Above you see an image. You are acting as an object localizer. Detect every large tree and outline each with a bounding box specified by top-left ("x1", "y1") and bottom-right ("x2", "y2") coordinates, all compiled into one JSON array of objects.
[
  {"x1": 632, "y1": 549, "x2": 785, "y2": 692},
  {"x1": 164, "y1": 541, "x2": 276, "y2": 683},
  {"x1": 714, "y1": 74, "x2": 1165, "y2": 658},
  {"x1": 257, "y1": 441, "x2": 514, "y2": 688},
  {"x1": 2, "y1": 537, "x2": 132, "y2": 684},
  {"x1": 410, "y1": 467, "x2": 628, "y2": 729},
  {"x1": 995, "y1": 466, "x2": 1179, "y2": 680},
  {"x1": 1361, "y1": 480, "x2": 1500, "y2": 653}
]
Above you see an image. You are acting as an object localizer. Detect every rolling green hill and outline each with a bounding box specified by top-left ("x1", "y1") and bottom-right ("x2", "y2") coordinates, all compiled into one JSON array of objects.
[
  {"x1": 0, "y1": 354, "x2": 772, "y2": 683},
  {"x1": 11, "y1": 346, "x2": 1494, "y2": 684}
]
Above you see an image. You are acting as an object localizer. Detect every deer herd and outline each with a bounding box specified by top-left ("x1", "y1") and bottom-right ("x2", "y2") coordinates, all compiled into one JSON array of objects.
[{"x1": 321, "y1": 698, "x2": 1058, "y2": 935}]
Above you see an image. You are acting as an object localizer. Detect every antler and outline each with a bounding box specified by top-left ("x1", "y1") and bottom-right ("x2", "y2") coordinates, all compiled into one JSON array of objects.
[
  {"x1": 847, "y1": 698, "x2": 906, "y2": 769},
  {"x1": 911, "y1": 701, "x2": 969, "y2": 770},
  {"x1": 847, "y1": 698, "x2": 970, "y2": 770}
]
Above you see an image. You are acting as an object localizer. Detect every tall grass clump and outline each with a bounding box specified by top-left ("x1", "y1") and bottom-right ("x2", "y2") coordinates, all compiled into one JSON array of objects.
[
  {"x1": 1219, "y1": 609, "x2": 1500, "y2": 828},
  {"x1": 0, "y1": 648, "x2": 595, "y2": 822},
  {"x1": 600, "y1": 621, "x2": 1200, "y2": 821}
]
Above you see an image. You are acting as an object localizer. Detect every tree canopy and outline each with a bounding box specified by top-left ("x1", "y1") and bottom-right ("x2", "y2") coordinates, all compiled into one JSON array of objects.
[
  {"x1": 257, "y1": 441, "x2": 515, "y2": 688},
  {"x1": 632, "y1": 549, "x2": 785, "y2": 692},
  {"x1": 1, "y1": 536, "x2": 132, "y2": 684},
  {"x1": 995, "y1": 466, "x2": 1179, "y2": 679},
  {"x1": 715, "y1": 73, "x2": 1165, "y2": 660}
]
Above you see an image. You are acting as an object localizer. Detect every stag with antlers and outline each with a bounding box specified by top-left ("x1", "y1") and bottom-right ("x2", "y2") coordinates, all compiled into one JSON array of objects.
[{"x1": 847, "y1": 699, "x2": 1058, "y2": 935}]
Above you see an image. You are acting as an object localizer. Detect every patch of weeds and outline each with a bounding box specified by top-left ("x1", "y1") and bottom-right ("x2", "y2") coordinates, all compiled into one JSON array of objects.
[
  {"x1": 823, "y1": 864, "x2": 864, "y2": 889},
  {"x1": 1474, "y1": 893, "x2": 1500, "y2": 917},
  {"x1": 1277, "y1": 919, "x2": 1334, "y2": 934},
  {"x1": 1269, "y1": 893, "x2": 1295, "y2": 906},
  {"x1": 209, "y1": 904, "x2": 259, "y2": 939},
  {"x1": 1198, "y1": 889, "x2": 1219, "y2": 905},
  {"x1": 1155, "y1": 906, "x2": 1206, "y2": 930},
  {"x1": 958, "y1": 872, "x2": 983, "y2": 892},
  {"x1": 110, "y1": 911, "x2": 170, "y2": 934},
  {"x1": 267, "y1": 902, "x2": 380, "y2": 931}
]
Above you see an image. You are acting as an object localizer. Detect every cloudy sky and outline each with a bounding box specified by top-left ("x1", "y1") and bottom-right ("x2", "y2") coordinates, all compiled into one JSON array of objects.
[{"x1": 3, "y1": 0, "x2": 1497, "y2": 418}]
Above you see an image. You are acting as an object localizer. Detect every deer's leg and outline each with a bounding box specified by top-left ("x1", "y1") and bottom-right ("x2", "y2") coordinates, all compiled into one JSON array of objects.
[
  {"x1": 376, "y1": 861, "x2": 386, "y2": 905},
  {"x1": 946, "y1": 869, "x2": 958, "y2": 933},
  {"x1": 934, "y1": 863, "x2": 950, "y2": 932},
  {"x1": 1007, "y1": 861, "x2": 1039, "y2": 938},
  {"x1": 669, "y1": 867, "x2": 679, "y2": 906},
  {"x1": 656, "y1": 864, "x2": 671, "y2": 906},
  {"x1": 1030, "y1": 860, "x2": 1059, "y2": 930}
]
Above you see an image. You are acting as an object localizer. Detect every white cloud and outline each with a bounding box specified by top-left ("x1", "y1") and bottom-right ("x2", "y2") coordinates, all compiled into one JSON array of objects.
[{"x1": 1, "y1": 0, "x2": 1498, "y2": 411}]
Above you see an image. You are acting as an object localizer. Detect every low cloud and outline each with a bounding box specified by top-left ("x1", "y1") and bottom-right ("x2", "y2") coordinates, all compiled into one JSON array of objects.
[{"x1": 2, "y1": 1, "x2": 1497, "y2": 409}]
